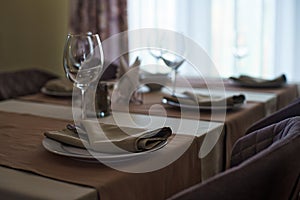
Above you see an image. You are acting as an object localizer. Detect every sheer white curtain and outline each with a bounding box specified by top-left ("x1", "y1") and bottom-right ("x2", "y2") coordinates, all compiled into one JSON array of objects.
[
  {"x1": 127, "y1": 0, "x2": 300, "y2": 81},
  {"x1": 274, "y1": 0, "x2": 298, "y2": 82},
  {"x1": 127, "y1": 0, "x2": 211, "y2": 76},
  {"x1": 211, "y1": 0, "x2": 276, "y2": 78}
]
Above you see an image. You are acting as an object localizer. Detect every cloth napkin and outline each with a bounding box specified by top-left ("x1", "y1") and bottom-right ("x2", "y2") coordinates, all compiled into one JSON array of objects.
[
  {"x1": 44, "y1": 78, "x2": 73, "y2": 92},
  {"x1": 113, "y1": 56, "x2": 143, "y2": 104},
  {"x1": 229, "y1": 74, "x2": 286, "y2": 88},
  {"x1": 163, "y1": 91, "x2": 245, "y2": 107},
  {"x1": 44, "y1": 122, "x2": 172, "y2": 153}
]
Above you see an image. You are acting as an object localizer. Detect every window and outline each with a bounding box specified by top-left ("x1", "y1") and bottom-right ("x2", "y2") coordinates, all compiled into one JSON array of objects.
[{"x1": 128, "y1": 0, "x2": 299, "y2": 81}]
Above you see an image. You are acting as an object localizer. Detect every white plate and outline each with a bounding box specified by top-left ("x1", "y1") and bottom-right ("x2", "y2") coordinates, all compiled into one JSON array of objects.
[
  {"x1": 41, "y1": 87, "x2": 72, "y2": 97},
  {"x1": 42, "y1": 137, "x2": 168, "y2": 162},
  {"x1": 161, "y1": 98, "x2": 243, "y2": 110}
]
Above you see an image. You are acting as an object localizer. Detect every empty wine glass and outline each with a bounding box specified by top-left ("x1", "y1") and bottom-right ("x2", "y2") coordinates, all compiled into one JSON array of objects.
[
  {"x1": 148, "y1": 33, "x2": 186, "y2": 96},
  {"x1": 63, "y1": 32, "x2": 104, "y2": 120},
  {"x1": 232, "y1": 32, "x2": 249, "y2": 75},
  {"x1": 160, "y1": 52, "x2": 185, "y2": 96}
]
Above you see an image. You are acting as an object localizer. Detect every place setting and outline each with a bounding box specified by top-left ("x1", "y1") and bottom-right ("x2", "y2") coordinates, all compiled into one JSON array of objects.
[
  {"x1": 42, "y1": 121, "x2": 172, "y2": 163},
  {"x1": 161, "y1": 90, "x2": 246, "y2": 111},
  {"x1": 41, "y1": 78, "x2": 73, "y2": 97},
  {"x1": 40, "y1": 32, "x2": 173, "y2": 164}
]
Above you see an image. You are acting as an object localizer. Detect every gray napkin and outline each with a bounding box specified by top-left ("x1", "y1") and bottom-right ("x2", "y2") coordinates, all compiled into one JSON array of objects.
[
  {"x1": 44, "y1": 122, "x2": 172, "y2": 153},
  {"x1": 163, "y1": 91, "x2": 245, "y2": 107},
  {"x1": 229, "y1": 74, "x2": 286, "y2": 88},
  {"x1": 44, "y1": 78, "x2": 73, "y2": 92}
]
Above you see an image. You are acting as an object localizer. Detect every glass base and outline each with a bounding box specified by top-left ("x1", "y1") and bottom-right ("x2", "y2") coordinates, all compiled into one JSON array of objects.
[{"x1": 97, "y1": 111, "x2": 110, "y2": 118}]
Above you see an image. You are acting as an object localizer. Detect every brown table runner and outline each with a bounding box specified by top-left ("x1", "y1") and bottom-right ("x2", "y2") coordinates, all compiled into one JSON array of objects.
[{"x1": 0, "y1": 111, "x2": 202, "y2": 200}]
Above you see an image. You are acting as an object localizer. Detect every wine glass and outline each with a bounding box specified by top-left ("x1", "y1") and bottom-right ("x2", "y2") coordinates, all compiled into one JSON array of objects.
[
  {"x1": 160, "y1": 52, "x2": 185, "y2": 96},
  {"x1": 232, "y1": 32, "x2": 249, "y2": 75},
  {"x1": 149, "y1": 33, "x2": 185, "y2": 96},
  {"x1": 63, "y1": 33, "x2": 104, "y2": 120}
]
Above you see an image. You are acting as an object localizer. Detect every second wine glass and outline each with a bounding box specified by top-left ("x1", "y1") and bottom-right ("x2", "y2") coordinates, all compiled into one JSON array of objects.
[
  {"x1": 63, "y1": 32, "x2": 104, "y2": 120},
  {"x1": 160, "y1": 53, "x2": 184, "y2": 96},
  {"x1": 148, "y1": 33, "x2": 186, "y2": 96}
]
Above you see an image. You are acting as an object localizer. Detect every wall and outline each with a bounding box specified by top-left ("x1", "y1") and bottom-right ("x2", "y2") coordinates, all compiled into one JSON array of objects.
[{"x1": 0, "y1": 0, "x2": 69, "y2": 76}]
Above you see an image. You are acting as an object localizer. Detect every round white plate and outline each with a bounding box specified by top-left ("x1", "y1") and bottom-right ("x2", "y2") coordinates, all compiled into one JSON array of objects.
[
  {"x1": 161, "y1": 98, "x2": 243, "y2": 110},
  {"x1": 41, "y1": 87, "x2": 72, "y2": 97},
  {"x1": 42, "y1": 137, "x2": 168, "y2": 162}
]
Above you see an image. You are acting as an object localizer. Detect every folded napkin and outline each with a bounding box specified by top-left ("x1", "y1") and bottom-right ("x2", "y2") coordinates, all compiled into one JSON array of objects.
[
  {"x1": 44, "y1": 122, "x2": 172, "y2": 153},
  {"x1": 117, "y1": 56, "x2": 141, "y2": 79},
  {"x1": 44, "y1": 78, "x2": 73, "y2": 92},
  {"x1": 163, "y1": 91, "x2": 245, "y2": 107},
  {"x1": 113, "y1": 56, "x2": 143, "y2": 104},
  {"x1": 229, "y1": 74, "x2": 286, "y2": 88}
]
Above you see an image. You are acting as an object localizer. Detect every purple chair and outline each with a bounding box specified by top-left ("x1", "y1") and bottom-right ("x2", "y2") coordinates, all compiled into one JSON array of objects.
[
  {"x1": 0, "y1": 69, "x2": 57, "y2": 100},
  {"x1": 167, "y1": 117, "x2": 300, "y2": 200},
  {"x1": 245, "y1": 97, "x2": 300, "y2": 134}
]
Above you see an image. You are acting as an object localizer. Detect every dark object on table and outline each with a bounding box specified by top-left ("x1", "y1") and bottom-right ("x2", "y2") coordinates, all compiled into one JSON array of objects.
[
  {"x1": 100, "y1": 62, "x2": 119, "y2": 81},
  {"x1": 95, "y1": 82, "x2": 110, "y2": 118},
  {"x1": 167, "y1": 116, "x2": 300, "y2": 200},
  {"x1": 0, "y1": 69, "x2": 57, "y2": 100},
  {"x1": 229, "y1": 74, "x2": 287, "y2": 88}
]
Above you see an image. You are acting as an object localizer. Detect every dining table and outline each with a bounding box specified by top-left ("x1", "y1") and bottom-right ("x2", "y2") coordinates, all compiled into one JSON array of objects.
[
  {"x1": 186, "y1": 77, "x2": 299, "y2": 111},
  {"x1": 160, "y1": 77, "x2": 299, "y2": 166},
  {"x1": 0, "y1": 99, "x2": 224, "y2": 200},
  {"x1": 0, "y1": 77, "x2": 298, "y2": 200}
]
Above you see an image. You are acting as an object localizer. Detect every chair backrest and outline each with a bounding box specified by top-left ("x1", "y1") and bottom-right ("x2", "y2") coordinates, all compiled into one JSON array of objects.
[
  {"x1": 245, "y1": 97, "x2": 300, "y2": 134},
  {"x1": 0, "y1": 69, "x2": 57, "y2": 100},
  {"x1": 167, "y1": 117, "x2": 300, "y2": 200},
  {"x1": 231, "y1": 115, "x2": 300, "y2": 167}
]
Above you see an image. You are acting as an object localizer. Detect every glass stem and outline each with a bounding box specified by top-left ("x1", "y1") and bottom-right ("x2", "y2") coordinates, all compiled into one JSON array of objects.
[
  {"x1": 172, "y1": 69, "x2": 177, "y2": 96},
  {"x1": 80, "y1": 86, "x2": 88, "y2": 120}
]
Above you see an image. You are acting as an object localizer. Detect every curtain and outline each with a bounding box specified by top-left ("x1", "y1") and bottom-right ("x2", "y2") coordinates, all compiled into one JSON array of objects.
[
  {"x1": 127, "y1": 0, "x2": 212, "y2": 76},
  {"x1": 69, "y1": 0, "x2": 128, "y2": 79},
  {"x1": 70, "y1": 0, "x2": 127, "y2": 40},
  {"x1": 128, "y1": 0, "x2": 300, "y2": 82}
]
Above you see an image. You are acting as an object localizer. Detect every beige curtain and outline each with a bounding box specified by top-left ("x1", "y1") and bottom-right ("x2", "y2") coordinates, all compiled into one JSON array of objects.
[{"x1": 69, "y1": 0, "x2": 128, "y2": 80}]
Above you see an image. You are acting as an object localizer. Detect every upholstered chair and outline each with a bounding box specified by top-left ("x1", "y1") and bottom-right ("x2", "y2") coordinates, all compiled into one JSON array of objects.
[
  {"x1": 0, "y1": 69, "x2": 57, "y2": 100},
  {"x1": 168, "y1": 117, "x2": 300, "y2": 200}
]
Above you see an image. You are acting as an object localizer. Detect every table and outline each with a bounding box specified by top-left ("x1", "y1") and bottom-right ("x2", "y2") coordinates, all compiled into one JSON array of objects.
[
  {"x1": 164, "y1": 87, "x2": 277, "y2": 115},
  {"x1": 186, "y1": 77, "x2": 299, "y2": 111},
  {"x1": 135, "y1": 81, "x2": 298, "y2": 166},
  {"x1": 19, "y1": 90, "x2": 268, "y2": 167},
  {"x1": 18, "y1": 82, "x2": 295, "y2": 167},
  {"x1": 0, "y1": 80, "x2": 298, "y2": 199},
  {"x1": 0, "y1": 100, "x2": 224, "y2": 200}
]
